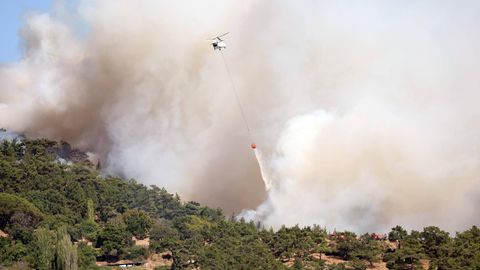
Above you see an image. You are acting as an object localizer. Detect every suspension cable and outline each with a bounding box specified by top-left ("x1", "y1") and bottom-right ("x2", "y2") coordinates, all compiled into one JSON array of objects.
[{"x1": 220, "y1": 50, "x2": 252, "y2": 134}]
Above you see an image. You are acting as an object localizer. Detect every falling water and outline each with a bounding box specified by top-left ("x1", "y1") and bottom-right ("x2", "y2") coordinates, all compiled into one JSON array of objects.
[{"x1": 253, "y1": 149, "x2": 272, "y2": 191}]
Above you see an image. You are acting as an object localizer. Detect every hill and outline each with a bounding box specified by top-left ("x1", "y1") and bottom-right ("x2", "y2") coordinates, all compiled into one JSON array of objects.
[{"x1": 0, "y1": 132, "x2": 479, "y2": 269}]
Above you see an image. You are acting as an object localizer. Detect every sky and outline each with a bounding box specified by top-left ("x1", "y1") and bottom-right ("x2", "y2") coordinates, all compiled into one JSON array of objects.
[{"x1": 0, "y1": 0, "x2": 52, "y2": 63}]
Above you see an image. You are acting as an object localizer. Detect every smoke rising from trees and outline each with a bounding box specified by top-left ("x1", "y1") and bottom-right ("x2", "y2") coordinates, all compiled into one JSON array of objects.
[{"x1": 1, "y1": 0, "x2": 479, "y2": 232}]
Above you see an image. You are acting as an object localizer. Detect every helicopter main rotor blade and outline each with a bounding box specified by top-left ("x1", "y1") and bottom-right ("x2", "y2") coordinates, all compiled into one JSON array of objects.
[
  {"x1": 217, "y1": 32, "x2": 229, "y2": 38},
  {"x1": 209, "y1": 32, "x2": 229, "y2": 40}
]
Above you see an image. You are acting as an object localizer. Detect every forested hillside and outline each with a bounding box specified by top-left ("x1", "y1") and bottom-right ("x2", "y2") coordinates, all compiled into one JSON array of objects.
[{"x1": 0, "y1": 133, "x2": 479, "y2": 269}]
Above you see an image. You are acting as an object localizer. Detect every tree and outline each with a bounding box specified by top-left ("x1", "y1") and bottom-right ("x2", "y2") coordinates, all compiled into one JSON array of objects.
[
  {"x1": 314, "y1": 241, "x2": 332, "y2": 260},
  {"x1": 385, "y1": 231, "x2": 424, "y2": 270},
  {"x1": 196, "y1": 224, "x2": 285, "y2": 270},
  {"x1": 0, "y1": 237, "x2": 28, "y2": 266},
  {"x1": 268, "y1": 225, "x2": 316, "y2": 260},
  {"x1": 55, "y1": 227, "x2": 78, "y2": 270},
  {"x1": 76, "y1": 220, "x2": 99, "y2": 242},
  {"x1": 353, "y1": 234, "x2": 382, "y2": 266},
  {"x1": 310, "y1": 226, "x2": 330, "y2": 260},
  {"x1": 77, "y1": 243, "x2": 97, "y2": 270},
  {"x1": 0, "y1": 193, "x2": 43, "y2": 231},
  {"x1": 420, "y1": 226, "x2": 450, "y2": 259},
  {"x1": 389, "y1": 225, "x2": 408, "y2": 249},
  {"x1": 443, "y1": 226, "x2": 480, "y2": 269},
  {"x1": 123, "y1": 209, "x2": 153, "y2": 239},
  {"x1": 149, "y1": 220, "x2": 181, "y2": 253},
  {"x1": 86, "y1": 199, "x2": 95, "y2": 222},
  {"x1": 6, "y1": 212, "x2": 37, "y2": 244},
  {"x1": 334, "y1": 231, "x2": 358, "y2": 260},
  {"x1": 28, "y1": 228, "x2": 57, "y2": 270},
  {"x1": 1, "y1": 140, "x2": 16, "y2": 158},
  {"x1": 96, "y1": 220, "x2": 132, "y2": 260}
]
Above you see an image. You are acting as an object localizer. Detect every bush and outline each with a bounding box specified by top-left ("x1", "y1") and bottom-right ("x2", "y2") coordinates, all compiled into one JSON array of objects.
[
  {"x1": 351, "y1": 259, "x2": 367, "y2": 270},
  {"x1": 121, "y1": 246, "x2": 149, "y2": 260},
  {"x1": 0, "y1": 238, "x2": 28, "y2": 266}
]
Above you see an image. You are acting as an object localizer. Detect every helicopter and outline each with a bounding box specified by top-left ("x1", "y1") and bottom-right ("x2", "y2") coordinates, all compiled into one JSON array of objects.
[{"x1": 210, "y1": 32, "x2": 229, "y2": 50}]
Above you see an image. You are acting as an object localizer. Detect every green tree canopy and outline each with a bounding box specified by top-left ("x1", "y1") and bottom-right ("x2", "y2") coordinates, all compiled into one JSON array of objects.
[{"x1": 123, "y1": 209, "x2": 154, "y2": 239}]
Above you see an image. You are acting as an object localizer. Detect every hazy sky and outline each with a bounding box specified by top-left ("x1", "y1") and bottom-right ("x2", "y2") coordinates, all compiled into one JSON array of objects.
[{"x1": 0, "y1": 0, "x2": 52, "y2": 63}]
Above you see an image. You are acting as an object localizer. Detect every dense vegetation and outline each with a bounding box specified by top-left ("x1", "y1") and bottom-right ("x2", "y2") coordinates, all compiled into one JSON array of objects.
[{"x1": 0, "y1": 133, "x2": 479, "y2": 269}]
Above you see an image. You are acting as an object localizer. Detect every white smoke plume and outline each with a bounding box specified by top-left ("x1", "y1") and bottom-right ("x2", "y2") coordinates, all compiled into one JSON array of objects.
[{"x1": 1, "y1": 0, "x2": 480, "y2": 232}]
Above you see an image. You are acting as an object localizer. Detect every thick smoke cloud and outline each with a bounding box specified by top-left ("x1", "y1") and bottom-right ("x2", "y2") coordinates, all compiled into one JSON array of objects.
[{"x1": 1, "y1": 0, "x2": 480, "y2": 232}]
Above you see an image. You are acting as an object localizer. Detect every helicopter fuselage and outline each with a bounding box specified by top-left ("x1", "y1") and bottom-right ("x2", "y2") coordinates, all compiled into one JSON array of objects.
[{"x1": 212, "y1": 39, "x2": 227, "y2": 50}]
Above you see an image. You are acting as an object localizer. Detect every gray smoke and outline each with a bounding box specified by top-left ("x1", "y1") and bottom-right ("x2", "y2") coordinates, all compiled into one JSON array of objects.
[{"x1": 1, "y1": 0, "x2": 480, "y2": 232}]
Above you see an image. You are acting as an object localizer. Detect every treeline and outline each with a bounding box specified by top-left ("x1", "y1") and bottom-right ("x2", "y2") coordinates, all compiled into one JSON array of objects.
[{"x1": 0, "y1": 135, "x2": 479, "y2": 269}]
